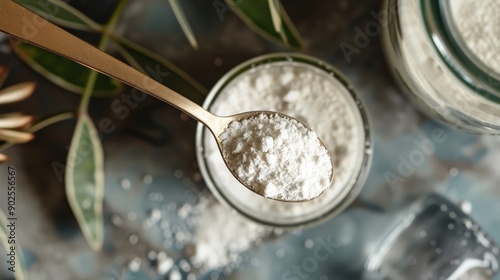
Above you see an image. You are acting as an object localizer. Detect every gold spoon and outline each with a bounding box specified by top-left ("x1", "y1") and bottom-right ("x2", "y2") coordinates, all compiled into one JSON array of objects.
[{"x1": 0, "y1": 0, "x2": 333, "y2": 202}]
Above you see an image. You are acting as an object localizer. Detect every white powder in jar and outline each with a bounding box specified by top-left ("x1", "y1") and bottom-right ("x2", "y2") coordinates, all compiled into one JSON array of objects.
[
  {"x1": 202, "y1": 60, "x2": 367, "y2": 224},
  {"x1": 389, "y1": 0, "x2": 500, "y2": 131},
  {"x1": 219, "y1": 113, "x2": 332, "y2": 201},
  {"x1": 451, "y1": 0, "x2": 500, "y2": 74},
  {"x1": 187, "y1": 59, "x2": 368, "y2": 274}
]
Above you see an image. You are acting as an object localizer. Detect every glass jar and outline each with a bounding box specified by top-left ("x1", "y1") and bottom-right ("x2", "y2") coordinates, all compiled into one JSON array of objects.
[
  {"x1": 195, "y1": 53, "x2": 372, "y2": 228},
  {"x1": 382, "y1": 0, "x2": 500, "y2": 134},
  {"x1": 364, "y1": 193, "x2": 500, "y2": 279}
]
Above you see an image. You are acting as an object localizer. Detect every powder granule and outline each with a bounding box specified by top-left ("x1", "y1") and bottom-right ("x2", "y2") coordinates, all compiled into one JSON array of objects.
[
  {"x1": 219, "y1": 113, "x2": 333, "y2": 201},
  {"x1": 189, "y1": 198, "x2": 272, "y2": 270},
  {"x1": 453, "y1": 0, "x2": 500, "y2": 73}
]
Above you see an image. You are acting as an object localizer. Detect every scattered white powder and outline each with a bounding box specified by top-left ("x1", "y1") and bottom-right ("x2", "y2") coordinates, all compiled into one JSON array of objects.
[
  {"x1": 451, "y1": 0, "x2": 500, "y2": 73},
  {"x1": 141, "y1": 196, "x2": 272, "y2": 273},
  {"x1": 219, "y1": 113, "x2": 332, "y2": 201},
  {"x1": 189, "y1": 197, "x2": 272, "y2": 271},
  {"x1": 201, "y1": 61, "x2": 367, "y2": 225}
]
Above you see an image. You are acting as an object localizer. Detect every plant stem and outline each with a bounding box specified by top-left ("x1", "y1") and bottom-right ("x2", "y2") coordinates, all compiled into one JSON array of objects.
[
  {"x1": 27, "y1": 112, "x2": 75, "y2": 132},
  {"x1": 0, "y1": 112, "x2": 75, "y2": 152},
  {"x1": 78, "y1": 0, "x2": 127, "y2": 114}
]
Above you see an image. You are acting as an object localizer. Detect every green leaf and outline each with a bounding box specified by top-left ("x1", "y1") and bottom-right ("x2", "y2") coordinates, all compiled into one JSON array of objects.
[
  {"x1": 14, "y1": 0, "x2": 102, "y2": 32},
  {"x1": 168, "y1": 0, "x2": 199, "y2": 49},
  {"x1": 113, "y1": 37, "x2": 207, "y2": 104},
  {"x1": 225, "y1": 0, "x2": 304, "y2": 49},
  {"x1": 268, "y1": 0, "x2": 282, "y2": 33},
  {"x1": 65, "y1": 113, "x2": 104, "y2": 251},
  {"x1": 0, "y1": 209, "x2": 27, "y2": 280},
  {"x1": 12, "y1": 41, "x2": 122, "y2": 97},
  {"x1": 62, "y1": 2, "x2": 123, "y2": 252},
  {"x1": 268, "y1": 0, "x2": 288, "y2": 45}
]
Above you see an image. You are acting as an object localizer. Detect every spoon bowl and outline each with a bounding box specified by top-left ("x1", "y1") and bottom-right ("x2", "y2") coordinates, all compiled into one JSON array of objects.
[
  {"x1": 0, "y1": 0, "x2": 333, "y2": 202},
  {"x1": 212, "y1": 110, "x2": 334, "y2": 202}
]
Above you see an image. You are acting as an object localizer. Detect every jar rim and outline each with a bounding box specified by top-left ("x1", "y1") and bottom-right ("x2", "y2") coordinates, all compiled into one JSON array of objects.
[{"x1": 195, "y1": 52, "x2": 373, "y2": 228}]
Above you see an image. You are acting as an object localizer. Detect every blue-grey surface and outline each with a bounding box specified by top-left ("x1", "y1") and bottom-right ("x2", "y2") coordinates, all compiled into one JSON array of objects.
[{"x1": 0, "y1": 0, "x2": 499, "y2": 279}]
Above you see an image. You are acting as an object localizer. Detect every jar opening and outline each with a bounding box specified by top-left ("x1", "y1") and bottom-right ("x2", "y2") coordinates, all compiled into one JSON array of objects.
[
  {"x1": 195, "y1": 53, "x2": 372, "y2": 227},
  {"x1": 421, "y1": 0, "x2": 500, "y2": 103}
]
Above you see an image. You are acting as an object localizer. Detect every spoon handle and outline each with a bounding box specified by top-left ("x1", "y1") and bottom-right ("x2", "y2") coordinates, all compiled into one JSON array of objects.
[{"x1": 0, "y1": 0, "x2": 217, "y2": 126}]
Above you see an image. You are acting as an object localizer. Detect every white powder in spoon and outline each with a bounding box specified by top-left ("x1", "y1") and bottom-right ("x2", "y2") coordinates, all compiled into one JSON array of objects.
[{"x1": 219, "y1": 113, "x2": 332, "y2": 201}]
